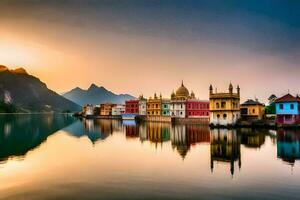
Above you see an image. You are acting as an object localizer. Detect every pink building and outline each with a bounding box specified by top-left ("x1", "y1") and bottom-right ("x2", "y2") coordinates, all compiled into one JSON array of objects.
[
  {"x1": 125, "y1": 100, "x2": 139, "y2": 114},
  {"x1": 186, "y1": 100, "x2": 209, "y2": 118}
]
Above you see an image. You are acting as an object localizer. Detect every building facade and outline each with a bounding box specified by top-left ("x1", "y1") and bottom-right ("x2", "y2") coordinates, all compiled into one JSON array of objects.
[
  {"x1": 275, "y1": 94, "x2": 300, "y2": 125},
  {"x1": 186, "y1": 99, "x2": 210, "y2": 118},
  {"x1": 83, "y1": 104, "x2": 94, "y2": 116},
  {"x1": 161, "y1": 99, "x2": 170, "y2": 116},
  {"x1": 147, "y1": 93, "x2": 162, "y2": 116},
  {"x1": 209, "y1": 83, "x2": 241, "y2": 125},
  {"x1": 170, "y1": 81, "x2": 192, "y2": 118},
  {"x1": 112, "y1": 104, "x2": 125, "y2": 116},
  {"x1": 125, "y1": 100, "x2": 139, "y2": 114},
  {"x1": 138, "y1": 95, "x2": 147, "y2": 116},
  {"x1": 240, "y1": 99, "x2": 265, "y2": 120},
  {"x1": 100, "y1": 103, "x2": 117, "y2": 116}
]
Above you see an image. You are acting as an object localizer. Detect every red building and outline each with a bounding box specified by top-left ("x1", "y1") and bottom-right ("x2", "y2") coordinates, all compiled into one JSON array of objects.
[
  {"x1": 125, "y1": 100, "x2": 139, "y2": 114},
  {"x1": 186, "y1": 100, "x2": 209, "y2": 118}
]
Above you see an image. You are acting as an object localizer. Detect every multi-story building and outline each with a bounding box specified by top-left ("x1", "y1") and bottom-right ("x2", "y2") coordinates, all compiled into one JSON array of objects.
[
  {"x1": 83, "y1": 104, "x2": 94, "y2": 116},
  {"x1": 170, "y1": 81, "x2": 192, "y2": 118},
  {"x1": 161, "y1": 99, "x2": 170, "y2": 116},
  {"x1": 125, "y1": 100, "x2": 139, "y2": 114},
  {"x1": 209, "y1": 83, "x2": 241, "y2": 125},
  {"x1": 240, "y1": 99, "x2": 265, "y2": 120},
  {"x1": 186, "y1": 99, "x2": 210, "y2": 118},
  {"x1": 138, "y1": 95, "x2": 147, "y2": 116},
  {"x1": 275, "y1": 94, "x2": 300, "y2": 124},
  {"x1": 147, "y1": 93, "x2": 162, "y2": 116},
  {"x1": 100, "y1": 103, "x2": 116, "y2": 116},
  {"x1": 112, "y1": 104, "x2": 125, "y2": 116}
]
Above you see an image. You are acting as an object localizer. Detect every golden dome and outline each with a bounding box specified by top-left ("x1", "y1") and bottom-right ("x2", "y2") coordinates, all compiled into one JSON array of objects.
[{"x1": 175, "y1": 81, "x2": 189, "y2": 98}]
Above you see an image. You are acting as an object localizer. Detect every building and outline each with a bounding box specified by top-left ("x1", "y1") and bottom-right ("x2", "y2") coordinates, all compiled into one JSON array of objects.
[
  {"x1": 209, "y1": 83, "x2": 241, "y2": 126},
  {"x1": 240, "y1": 99, "x2": 265, "y2": 120},
  {"x1": 275, "y1": 94, "x2": 300, "y2": 125},
  {"x1": 161, "y1": 99, "x2": 171, "y2": 116},
  {"x1": 138, "y1": 95, "x2": 147, "y2": 116},
  {"x1": 186, "y1": 99, "x2": 210, "y2": 118},
  {"x1": 112, "y1": 104, "x2": 125, "y2": 116},
  {"x1": 100, "y1": 103, "x2": 116, "y2": 116},
  {"x1": 83, "y1": 104, "x2": 94, "y2": 116},
  {"x1": 125, "y1": 99, "x2": 139, "y2": 114},
  {"x1": 170, "y1": 81, "x2": 192, "y2": 118},
  {"x1": 147, "y1": 93, "x2": 162, "y2": 116}
]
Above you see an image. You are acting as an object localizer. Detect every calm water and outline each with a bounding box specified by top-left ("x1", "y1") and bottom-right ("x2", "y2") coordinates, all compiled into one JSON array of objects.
[{"x1": 0, "y1": 114, "x2": 300, "y2": 200}]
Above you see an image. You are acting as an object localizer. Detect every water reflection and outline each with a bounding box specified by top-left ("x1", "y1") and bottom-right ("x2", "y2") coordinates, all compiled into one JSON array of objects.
[
  {"x1": 210, "y1": 129, "x2": 241, "y2": 175},
  {"x1": 277, "y1": 130, "x2": 300, "y2": 165},
  {"x1": 0, "y1": 114, "x2": 76, "y2": 163}
]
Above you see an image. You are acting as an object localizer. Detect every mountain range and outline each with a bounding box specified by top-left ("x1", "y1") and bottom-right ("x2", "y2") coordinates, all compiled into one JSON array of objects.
[
  {"x1": 0, "y1": 65, "x2": 81, "y2": 113},
  {"x1": 63, "y1": 84, "x2": 135, "y2": 106}
]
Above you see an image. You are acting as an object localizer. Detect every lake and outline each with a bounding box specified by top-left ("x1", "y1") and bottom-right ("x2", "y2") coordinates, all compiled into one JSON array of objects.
[{"x1": 0, "y1": 114, "x2": 299, "y2": 200}]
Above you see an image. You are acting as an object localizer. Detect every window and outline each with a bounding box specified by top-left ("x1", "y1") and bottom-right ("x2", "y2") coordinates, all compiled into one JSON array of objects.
[
  {"x1": 291, "y1": 104, "x2": 294, "y2": 110},
  {"x1": 252, "y1": 109, "x2": 255, "y2": 114},
  {"x1": 221, "y1": 102, "x2": 226, "y2": 108},
  {"x1": 223, "y1": 114, "x2": 227, "y2": 119},
  {"x1": 156, "y1": 104, "x2": 158, "y2": 108},
  {"x1": 280, "y1": 104, "x2": 284, "y2": 109},
  {"x1": 217, "y1": 114, "x2": 220, "y2": 118},
  {"x1": 180, "y1": 112, "x2": 183, "y2": 115},
  {"x1": 216, "y1": 103, "x2": 220, "y2": 108}
]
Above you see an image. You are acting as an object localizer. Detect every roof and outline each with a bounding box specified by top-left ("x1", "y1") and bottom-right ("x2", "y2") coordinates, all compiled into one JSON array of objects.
[
  {"x1": 241, "y1": 99, "x2": 264, "y2": 106},
  {"x1": 275, "y1": 94, "x2": 300, "y2": 103}
]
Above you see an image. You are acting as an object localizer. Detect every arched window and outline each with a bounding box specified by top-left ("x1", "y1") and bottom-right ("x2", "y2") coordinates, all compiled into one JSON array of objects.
[
  {"x1": 223, "y1": 114, "x2": 227, "y2": 119},
  {"x1": 216, "y1": 103, "x2": 220, "y2": 108},
  {"x1": 217, "y1": 114, "x2": 220, "y2": 118}
]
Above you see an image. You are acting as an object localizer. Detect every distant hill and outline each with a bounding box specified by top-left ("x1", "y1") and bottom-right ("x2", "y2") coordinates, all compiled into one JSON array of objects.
[
  {"x1": 0, "y1": 65, "x2": 81, "y2": 113},
  {"x1": 63, "y1": 83, "x2": 135, "y2": 106}
]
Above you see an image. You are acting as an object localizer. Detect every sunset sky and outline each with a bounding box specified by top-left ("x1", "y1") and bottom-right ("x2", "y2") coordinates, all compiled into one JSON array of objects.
[{"x1": 0, "y1": 0, "x2": 300, "y2": 102}]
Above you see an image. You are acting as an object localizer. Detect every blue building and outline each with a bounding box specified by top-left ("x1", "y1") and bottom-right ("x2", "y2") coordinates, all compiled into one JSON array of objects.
[{"x1": 275, "y1": 94, "x2": 300, "y2": 124}]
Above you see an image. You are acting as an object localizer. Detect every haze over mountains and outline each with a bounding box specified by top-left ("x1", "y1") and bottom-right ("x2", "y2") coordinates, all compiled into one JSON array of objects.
[
  {"x1": 0, "y1": 65, "x2": 81, "y2": 113},
  {"x1": 63, "y1": 84, "x2": 135, "y2": 106}
]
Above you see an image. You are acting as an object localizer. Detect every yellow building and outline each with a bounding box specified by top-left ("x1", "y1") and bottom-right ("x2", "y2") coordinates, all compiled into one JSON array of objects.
[
  {"x1": 240, "y1": 99, "x2": 265, "y2": 120},
  {"x1": 209, "y1": 83, "x2": 241, "y2": 125},
  {"x1": 147, "y1": 93, "x2": 162, "y2": 116},
  {"x1": 100, "y1": 103, "x2": 117, "y2": 116}
]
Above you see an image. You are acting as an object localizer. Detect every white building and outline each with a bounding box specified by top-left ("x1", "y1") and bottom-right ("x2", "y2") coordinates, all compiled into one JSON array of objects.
[
  {"x1": 170, "y1": 100, "x2": 186, "y2": 118},
  {"x1": 138, "y1": 95, "x2": 147, "y2": 116},
  {"x1": 112, "y1": 104, "x2": 125, "y2": 116},
  {"x1": 84, "y1": 104, "x2": 94, "y2": 116}
]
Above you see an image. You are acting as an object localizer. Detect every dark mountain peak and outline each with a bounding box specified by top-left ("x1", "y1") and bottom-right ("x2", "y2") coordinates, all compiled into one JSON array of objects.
[
  {"x1": 88, "y1": 83, "x2": 98, "y2": 90},
  {"x1": 11, "y1": 67, "x2": 28, "y2": 75},
  {"x1": 0, "y1": 65, "x2": 8, "y2": 72}
]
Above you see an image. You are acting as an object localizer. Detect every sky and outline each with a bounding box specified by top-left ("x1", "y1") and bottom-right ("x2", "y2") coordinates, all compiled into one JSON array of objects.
[{"x1": 0, "y1": 0, "x2": 300, "y2": 102}]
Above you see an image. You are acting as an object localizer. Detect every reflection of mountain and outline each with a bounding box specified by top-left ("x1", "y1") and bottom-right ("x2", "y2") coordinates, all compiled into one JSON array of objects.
[
  {"x1": 171, "y1": 125, "x2": 210, "y2": 159},
  {"x1": 239, "y1": 128, "x2": 266, "y2": 149},
  {"x1": 210, "y1": 129, "x2": 241, "y2": 175},
  {"x1": 0, "y1": 114, "x2": 77, "y2": 162},
  {"x1": 277, "y1": 130, "x2": 300, "y2": 165},
  {"x1": 64, "y1": 119, "x2": 122, "y2": 144}
]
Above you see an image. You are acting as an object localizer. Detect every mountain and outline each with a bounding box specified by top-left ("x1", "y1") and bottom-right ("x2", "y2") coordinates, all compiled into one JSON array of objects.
[
  {"x1": 0, "y1": 65, "x2": 81, "y2": 113},
  {"x1": 63, "y1": 83, "x2": 135, "y2": 105}
]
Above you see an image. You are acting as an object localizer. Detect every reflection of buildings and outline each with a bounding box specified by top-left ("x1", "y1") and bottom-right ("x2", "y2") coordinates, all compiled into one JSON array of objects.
[
  {"x1": 277, "y1": 130, "x2": 300, "y2": 165},
  {"x1": 171, "y1": 124, "x2": 210, "y2": 159},
  {"x1": 210, "y1": 129, "x2": 241, "y2": 175},
  {"x1": 82, "y1": 119, "x2": 121, "y2": 144},
  {"x1": 146, "y1": 123, "x2": 171, "y2": 146},
  {"x1": 239, "y1": 128, "x2": 265, "y2": 149}
]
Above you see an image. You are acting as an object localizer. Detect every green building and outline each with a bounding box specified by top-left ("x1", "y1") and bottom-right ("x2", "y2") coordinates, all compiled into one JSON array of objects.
[{"x1": 161, "y1": 99, "x2": 170, "y2": 116}]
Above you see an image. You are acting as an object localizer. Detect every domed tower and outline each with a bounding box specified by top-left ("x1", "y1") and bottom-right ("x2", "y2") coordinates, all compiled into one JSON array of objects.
[
  {"x1": 209, "y1": 84, "x2": 213, "y2": 95},
  {"x1": 191, "y1": 91, "x2": 195, "y2": 99},
  {"x1": 175, "y1": 81, "x2": 190, "y2": 100},
  {"x1": 229, "y1": 82, "x2": 233, "y2": 94},
  {"x1": 171, "y1": 90, "x2": 176, "y2": 99}
]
